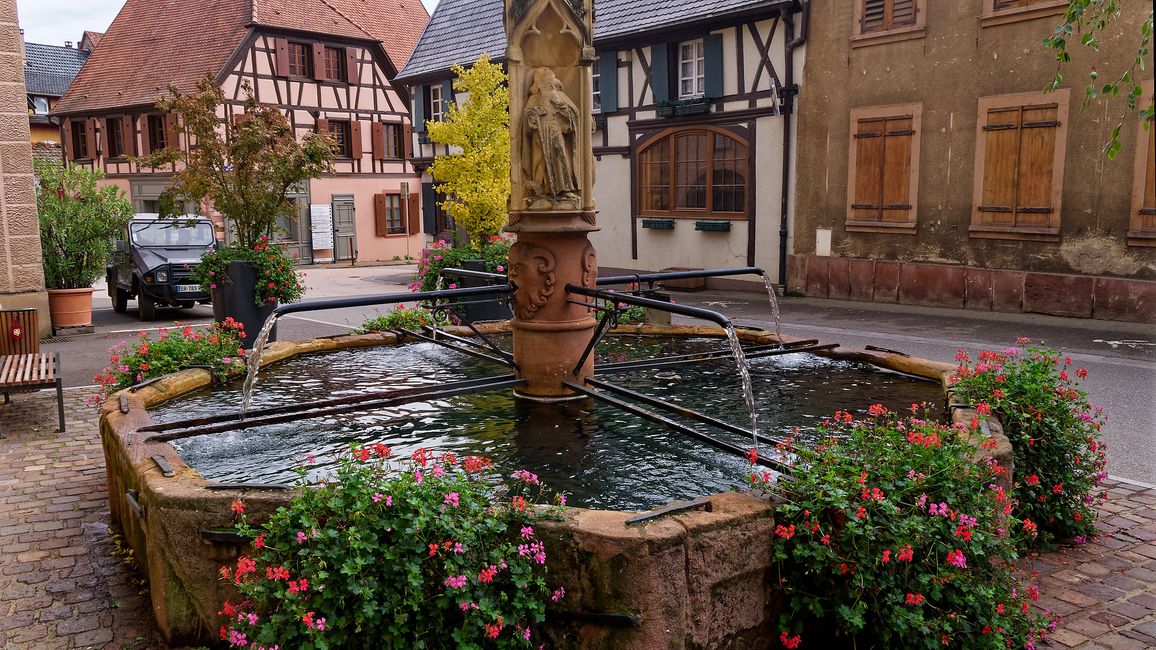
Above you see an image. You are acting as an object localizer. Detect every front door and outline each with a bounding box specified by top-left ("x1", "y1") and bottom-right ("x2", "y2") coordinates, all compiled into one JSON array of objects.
[
  {"x1": 333, "y1": 196, "x2": 357, "y2": 261},
  {"x1": 276, "y1": 194, "x2": 313, "y2": 264}
]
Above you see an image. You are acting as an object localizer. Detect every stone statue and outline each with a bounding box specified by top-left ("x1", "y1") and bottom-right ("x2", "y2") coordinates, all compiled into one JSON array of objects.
[{"x1": 522, "y1": 67, "x2": 580, "y2": 208}]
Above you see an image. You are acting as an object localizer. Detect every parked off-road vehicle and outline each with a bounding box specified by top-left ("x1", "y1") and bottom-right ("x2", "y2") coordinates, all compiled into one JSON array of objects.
[{"x1": 107, "y1": 214, "x2": 217, "y2": 321}]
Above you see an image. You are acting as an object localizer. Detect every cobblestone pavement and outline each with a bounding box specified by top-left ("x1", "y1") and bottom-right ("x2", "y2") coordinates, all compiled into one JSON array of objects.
[{"x1": 1, "y1": 389, "x2": 1155, "y2": 649}]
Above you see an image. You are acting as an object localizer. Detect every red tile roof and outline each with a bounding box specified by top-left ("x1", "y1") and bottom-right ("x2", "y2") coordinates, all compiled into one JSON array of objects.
[{"x1": 54, "y1": 0, "x2": 429, "y2": 116}]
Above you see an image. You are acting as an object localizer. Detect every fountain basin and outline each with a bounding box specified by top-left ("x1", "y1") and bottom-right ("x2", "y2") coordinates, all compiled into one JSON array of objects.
[{"x1": 98, "y1": 323, "x2": 1012, "y2": 646}]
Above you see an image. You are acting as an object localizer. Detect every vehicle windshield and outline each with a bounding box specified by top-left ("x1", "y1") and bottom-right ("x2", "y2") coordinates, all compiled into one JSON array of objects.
[{"x1": 129, "y1": 221, "x2": 215, "y2": 247}]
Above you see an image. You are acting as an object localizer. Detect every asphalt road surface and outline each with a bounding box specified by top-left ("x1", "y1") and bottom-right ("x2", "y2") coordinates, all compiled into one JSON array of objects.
[{"x1": 38, "y1": 263, "x2": 1155, "y2": 486}]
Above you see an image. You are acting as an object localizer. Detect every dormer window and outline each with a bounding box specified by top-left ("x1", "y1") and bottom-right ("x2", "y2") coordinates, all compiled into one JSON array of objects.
[
  {"x1": 678, "y1": 39, "x2": 705, "y2": 99},
  {"x1": 429, "y1": 84, "x2": 445, "y2": 122},
  {"x1": 323, "y1": 47, "x2": 346, "y2": 82},
  {"x1": 31, "y1": 96, "x2": 49, "y2": 115}
]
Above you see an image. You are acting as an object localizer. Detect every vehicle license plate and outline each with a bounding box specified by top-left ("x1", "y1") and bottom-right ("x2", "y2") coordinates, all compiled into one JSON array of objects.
[{"x1": 176, "y1": 284, "x2": 201, "y2": 293}]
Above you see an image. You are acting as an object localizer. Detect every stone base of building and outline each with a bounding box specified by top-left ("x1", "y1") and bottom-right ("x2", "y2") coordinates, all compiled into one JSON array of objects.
[
  {"x1": 787, "y1": 255, "x2": 1156, "y2": 324},
  {"x1": 0, "y1": 290, "x2": 52, "y2": 337}
]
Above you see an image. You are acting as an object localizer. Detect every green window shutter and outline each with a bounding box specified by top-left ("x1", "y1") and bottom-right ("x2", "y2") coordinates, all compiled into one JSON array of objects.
[
  {"x1": 414, "y1": 85, "x2": 427, "y2": 133},
  {"x1": 599, "y1": 50, "x2": 618, "y2": 113},
  {"x1": 704, "y1": 34, "x2": 724, "y2": 99},
  {"x1": 422, "y1": 182, "x2": 437, "y2": 235},
  {"x1": 442, "y1": 79, "x2": 454, "y2": 110},
  {"x1": 650, "y1": 44, "x2": 670, "y2": 104}
]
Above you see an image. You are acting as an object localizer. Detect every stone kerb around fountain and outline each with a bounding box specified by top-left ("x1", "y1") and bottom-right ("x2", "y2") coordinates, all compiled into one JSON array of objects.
[{"x1": 98, "y1": 324, "x2": 1012, "y2": 647}]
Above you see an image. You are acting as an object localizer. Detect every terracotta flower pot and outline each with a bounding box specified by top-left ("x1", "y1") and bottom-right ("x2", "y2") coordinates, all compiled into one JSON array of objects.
[{"x1": 46, "y1": 287, "x2": 95, "y2": 328}]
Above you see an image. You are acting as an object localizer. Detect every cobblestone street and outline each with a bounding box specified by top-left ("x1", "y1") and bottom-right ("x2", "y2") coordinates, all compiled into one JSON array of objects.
[{"x1": 1, "y1": 388, "x2": 1154, "y2": 649}]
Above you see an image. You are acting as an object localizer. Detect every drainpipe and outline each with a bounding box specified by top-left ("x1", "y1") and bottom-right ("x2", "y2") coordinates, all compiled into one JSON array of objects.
[{"x1": 777, "y1": 1, "x2": 808, "y2": 288}]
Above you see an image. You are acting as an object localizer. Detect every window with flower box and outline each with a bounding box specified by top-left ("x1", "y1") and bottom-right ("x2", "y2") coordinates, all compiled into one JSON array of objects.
[{"x1": 638, "y1": 127, "x2": 748, "y2": 218}]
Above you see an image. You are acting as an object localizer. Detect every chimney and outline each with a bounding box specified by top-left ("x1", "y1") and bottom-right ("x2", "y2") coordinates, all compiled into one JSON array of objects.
[{"x1": 64, "y1": 41, "x2": 72, "y2": 48}]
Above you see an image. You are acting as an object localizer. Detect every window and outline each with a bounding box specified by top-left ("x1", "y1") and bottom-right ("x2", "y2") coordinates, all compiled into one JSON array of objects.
[
  {"x1": 148, "y1": 114, "x2": 167, "y2": 151},
  {"x1": 31, "y1": 96, "x2": 49, "y2": 114},
  {"x1": 323, "y1": 47, "x2": 345, "y2": 82},
  {"x1": 638, "y1": 127, "x2": 748, "y2": 217},
  {"x1": 71, "y1": 122, "x2": 89, "y2": 159},
  {"x1": 429, "y1": 84, "x2": 444, "y2": 122},
  {"x1": 981, "y1": 0, "x2": 1066, "y2": 27},
  {"x1": 852, "y1": 0, "x2": 925, "y2": 46},
  {"x1": 288, "y1": 42, "x2": 310, "y2": 77},
  {"x1": 384, "y1": 123, "x2": 401, "y2": 159},
  {"x1": 592, "y1": 58, "x2": 601, "y2": 114},
  {"x1": 106, "y1": 117, "x2": 125, "y2": 158},
  {"x1": 678, "y1": 39, "x2": 705, "y2": 99},
  {"x1": 328, "y1": 119, "x2": 351, "y2": 157},
  {"x1": 1129, "y1": 81, "x2": 1155, "y2": 246},
  {"x1": 847, "y1": 104, "x2": 922, "y2": 231},
  {"x1": 971, "y1": 90, "x2": 1070, "y2": 241},
  {"x1": 375, "y1": 193, "x2": 405, "y2": 236}
]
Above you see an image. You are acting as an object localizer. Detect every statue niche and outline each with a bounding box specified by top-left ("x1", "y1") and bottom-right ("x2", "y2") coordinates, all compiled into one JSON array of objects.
[{"x1": 521, "y1": 67, "x2": 580, "y2": 210}]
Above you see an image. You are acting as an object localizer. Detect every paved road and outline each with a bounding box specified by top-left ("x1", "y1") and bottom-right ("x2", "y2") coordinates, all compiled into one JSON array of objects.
[{"x1": 43, "y1": 264, "x2": 1156, "y2": 485}]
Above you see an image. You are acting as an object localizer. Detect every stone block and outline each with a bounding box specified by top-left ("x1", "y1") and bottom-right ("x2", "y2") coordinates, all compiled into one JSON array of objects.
[
  {"x1": 898, "y1": 263, "x2": 966, "y2": 308},
  {"x1": 3, "y1": 203, "x2": 38, "y2": 237},
  {"x1": 0, "y1": 142, "x2": 33, "y2": 175},
  {"x1": 827, "y1": 257, "x2": 850, "y2": 301},
  {"x1": 992, "y1": 270, "x2": 1024, "y2": 313},
  {"x1": 964, "y1": 267, "x2": 993, "y2": 311},
  {"x1": 1093, "y1": 276, "x2": 1156, "y2": 324},
  {"x1": 873, "y1": 260, "x2": 899, "y2": 303},
  {"x1": 849, "y1": 258, "x2": 874, "y2": 302},
  {"x1": 2, "y1": 173, "x2": 35, "y2": 207},
  {"x1": 805, "y1": 255, "x2": 829, "y2": 298},
  {"x1": 1023, "y1": 272, "x2": 1094, "y2": 318},
  {"x1": 785, "y1": 255, "x2": 807, "y2": 295}
]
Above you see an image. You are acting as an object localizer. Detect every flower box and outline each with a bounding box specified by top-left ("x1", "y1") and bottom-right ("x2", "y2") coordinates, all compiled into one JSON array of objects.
[
  {"x1": 695, "y1": 220, "x2": 731, "y2": 232},
  {"x1": 641, "y1": 218, "x2": 675, "y2": 230}
]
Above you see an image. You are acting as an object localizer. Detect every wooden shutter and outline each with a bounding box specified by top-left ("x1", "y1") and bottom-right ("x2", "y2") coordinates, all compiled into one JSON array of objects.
[
  {"x1": 312, "y1": 43, "x2": 327, "y2": 80},
  {"x1": 99, "y1": 118, "x2": 110, "y2": 158},
  {"x1": 861, "y1": 0, "x2": 886, "y2": 33},
  {"x1": 122, "y1": 115, "x2": 136, "y2": 156},
  {"x1": 139, "y1": 117, "x2": 151, "y2": 156},
  {"x1": 371, "y1": 122, "x2": 385, "y2": 159},
  {"x1": 1014, "y1": 105, "x2": 1058, "y2": 227},
  {"x1": 402, "y1": 123, "x2": 412, "y2": 160},
  {"x1": 880, "y1": 117, "x2": 913, "y2": 223},
  {"x1": 890, "y1": 0, "x2": 916, "y2": 27},
  {"x1": 63, "y1": 119, "x2": 74, "y2": 160},
  {"x1": 650, "y1": 44, "x2": 670, "y2": 103},
  {"x1": 164, "y1": 113, "x2": 179, "y2": 150},
  {"x1": 316, "y1": 116, "x2": 329, "y2": 134},
  {"x1": 422, "y1": 182, "x2": 437, "y2": 234},
  {"x1": 407, "y1": 191, "x2": 420, "y2": 234},
  {"x1": 374, "y1": 192, "x2": 389, "y2": 236},
  {"x1": 852, "y1": 118, "x2": 885, "y2": 221},
  {"x1": 978, "y1": 107, "x2": 1021, "y2": 226},
  {"x1": 350, "y1": 121, "x2": 364, "y2": 158},
  {"x1": 599, "y1": 51, "x2": 618, "y2": 113},
  {"x1": 414, "y1": 86, "x2": 427, "y2": 133},
  {"x1": 442, "y1": 79, "x2": 454, "y2": 112},
  {"x1": 274, "y1": 39, "x2": 289, "y2": 77},
  {"x1": 1143, "y1": 123, "x2": 1156, "y2": 226},
  {"x1": 346, "y1": 49, "x2": 359, "y2": 84},
  {"x1": 703, "y1": 34, "x2": 724, "y2": 99},
  {"x1": 84, "y1": 119, "x2": 96, "y2": 158}
]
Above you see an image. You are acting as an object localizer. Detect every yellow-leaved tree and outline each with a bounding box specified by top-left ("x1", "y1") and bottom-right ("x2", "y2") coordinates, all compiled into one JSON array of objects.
[{"x1": 427, "y1": 55, "x2": 511, "y2": 251}]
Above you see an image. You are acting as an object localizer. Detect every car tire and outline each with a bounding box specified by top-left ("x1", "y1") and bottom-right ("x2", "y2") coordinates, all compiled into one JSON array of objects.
[
  {"x1": 180, "y1": 301, "x2": 196, "y2": 309},
  {"x1": 113, "y1": 289, "x2": 129, "y2": 313},
  {"x1": 139, "y1": 298, "x2": 156, "y2": 321}
]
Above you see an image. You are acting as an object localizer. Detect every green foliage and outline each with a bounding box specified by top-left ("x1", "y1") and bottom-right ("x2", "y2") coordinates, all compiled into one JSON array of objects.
[
  {"x1": 220, "y1": 448, "x2": 562, "y2": 649},
  {"x1": 356, "y1": 305, "x2": 449, "y2": 333},
  {"x1": 92, "y1": 320, "x2": 247, "y2": 395},
  {"x1": 35, "y1": 159, "x2": 133, "y2": 289},
  {"x1": 193, "y1": 238, "x2": 307, "y2": 307},
  {"x1": 412, "y1": 237, "x2": 511, "y2": 293},
  {"x1": 760, "y1": 407, "x2": 1051, "y2": 649},
  {"x1": 427, "y1": 56, "x2": 511, "y2": 250},
  {"x1": 1044, "y1": 1, "x2": 1154, "y2": 159},
  {"x1": 139, "y1": 75, "x2": 335, "y2": 247},
  {"x1": 952, "y1": 340, "x2": 1108, "y2": 548}
]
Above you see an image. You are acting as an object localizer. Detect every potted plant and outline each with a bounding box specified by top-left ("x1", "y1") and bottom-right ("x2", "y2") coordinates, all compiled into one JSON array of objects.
[
  {"x1": 139, "y1": 75, "x2": 334, "y2": 346},
  {"x1": 35, "y1": 159, "x2": 133, "y2": 331},
  {"x1": 425, "y1": 55, "x2": 513, "y2": 322}
]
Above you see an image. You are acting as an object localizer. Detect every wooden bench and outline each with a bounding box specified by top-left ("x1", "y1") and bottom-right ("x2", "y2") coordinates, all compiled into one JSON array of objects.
[{"x1": 0, "y1": 309, "x2": 64, "y2": 433}]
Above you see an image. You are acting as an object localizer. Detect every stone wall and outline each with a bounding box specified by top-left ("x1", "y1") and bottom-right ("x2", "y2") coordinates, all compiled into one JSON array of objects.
[{"x1": 0, "y1": 0, "x2": 48, "y2": 334}]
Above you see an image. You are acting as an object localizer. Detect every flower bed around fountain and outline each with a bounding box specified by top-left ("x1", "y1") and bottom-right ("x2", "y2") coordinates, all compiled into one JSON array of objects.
[{"x1": 98, "y1": 323, "x2": 1012, "y2": 647}]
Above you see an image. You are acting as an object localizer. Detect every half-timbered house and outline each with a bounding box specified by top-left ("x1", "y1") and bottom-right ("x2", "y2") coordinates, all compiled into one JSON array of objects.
[
  {"x1": 51, "y1": 0, "x2": 429, "y2": 264},
  {"x1": 396, "y1": 0, "x2": 807, "y2": 285},
  {"x1": 789, "y1": 0, "x2": 1154, "y2": 322}
]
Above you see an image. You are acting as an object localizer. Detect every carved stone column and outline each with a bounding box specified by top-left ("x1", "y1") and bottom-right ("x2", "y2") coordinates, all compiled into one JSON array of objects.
[{"x1": 505, "y1": 0, "x2": 598, "y2": 399}]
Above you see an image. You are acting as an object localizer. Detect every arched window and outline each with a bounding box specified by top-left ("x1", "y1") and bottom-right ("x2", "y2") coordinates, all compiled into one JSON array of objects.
[{"x1": 638, "y1": 128, "x2": 748, "y2": 217}]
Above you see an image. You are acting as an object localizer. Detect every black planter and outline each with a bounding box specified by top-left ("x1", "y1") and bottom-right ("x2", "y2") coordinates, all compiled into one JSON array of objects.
[
  {"x1": 211, "y1": 260, "x2": 277, "y2": 349},
  {"x1": 458, "y1": 259, "x2": 512, "y2": 323}
]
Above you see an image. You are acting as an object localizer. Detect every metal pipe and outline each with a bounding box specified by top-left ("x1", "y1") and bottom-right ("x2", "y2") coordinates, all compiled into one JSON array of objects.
[
  {"x1": 585, "y1": 377, "x2": 788, "y2": 448},
  {"x1": 597, "y1": 267, "x2": 767, "y2": 286},
  {"x1": 566, "y1": 285, "x2": 738, "y2": 328},
  {"x1": 397, "y1": 327, "x2": 514, "y2": 367},
  {"x1": 564, "y1": 380, "x2": 791, "y2": 473},
  {"x1": 597, "y1": 340, "x2": 823, "y2": 373},
  {"x1": 270, "y1": 285, "x2": 513, "y2": 317},
  {"x1": 417, "y1": 325, "x2": 514, "y2": 362},
  {"x1": 437, "y1": 267, "x2": 509, "y2": 282}
]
